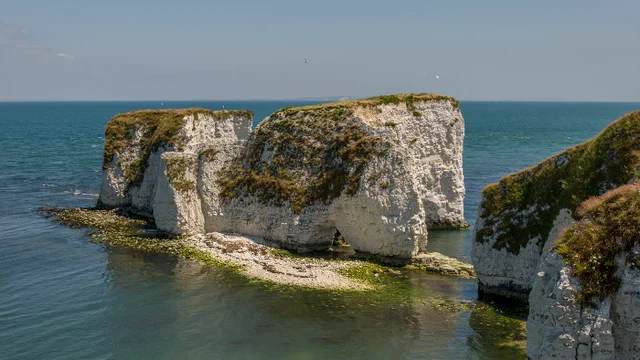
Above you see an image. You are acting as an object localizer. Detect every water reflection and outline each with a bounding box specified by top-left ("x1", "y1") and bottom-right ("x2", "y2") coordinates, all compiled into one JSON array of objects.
[
  {"x1": 97, "y1": 247, "x2": 525, "y2": 360},
  {"x1": 426, "y1": 229, "x2": 474, "y2": 262}
]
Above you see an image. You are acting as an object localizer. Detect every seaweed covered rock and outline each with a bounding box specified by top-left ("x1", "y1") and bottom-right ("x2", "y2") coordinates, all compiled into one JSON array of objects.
[
  {"x1": 472, "y1": 111, "x2": 640, "y2": 300},
  {"x1": 98, "y1": 93, "x2": 466, "y2": 261}
]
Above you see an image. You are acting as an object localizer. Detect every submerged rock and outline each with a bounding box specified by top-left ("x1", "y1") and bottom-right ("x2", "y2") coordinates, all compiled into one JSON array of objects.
[
  {"x1": 98, "y1": 94, "x2": 467, "y2": 263},
  {"x1": 409, "y1": 252, "x2": 476, "y2": 278}
]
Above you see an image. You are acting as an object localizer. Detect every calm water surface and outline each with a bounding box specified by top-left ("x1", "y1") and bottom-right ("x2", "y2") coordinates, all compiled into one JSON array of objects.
[{"x1": 1, "y1": 101, "x2": 639, "y2": 359}]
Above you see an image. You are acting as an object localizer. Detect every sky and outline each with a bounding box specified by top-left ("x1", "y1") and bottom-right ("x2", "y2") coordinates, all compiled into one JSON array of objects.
[{"x1": 1, "y1": 0, "x2": 639, "y2": 101}]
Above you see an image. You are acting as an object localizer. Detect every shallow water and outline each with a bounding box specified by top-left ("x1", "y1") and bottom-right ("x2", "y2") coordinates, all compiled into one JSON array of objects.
[{"x1": 1, "y1": 100, "x2": 639, "y2": 359}]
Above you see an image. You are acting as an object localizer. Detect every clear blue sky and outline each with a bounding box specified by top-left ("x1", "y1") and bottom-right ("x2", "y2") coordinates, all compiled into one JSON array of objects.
[{"x1": 1, "y1": 0, "x2": 639, "y2": 101}]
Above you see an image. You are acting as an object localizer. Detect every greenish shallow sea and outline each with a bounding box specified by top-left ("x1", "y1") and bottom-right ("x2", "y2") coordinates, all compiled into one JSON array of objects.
[{"x1": 1, "y1": 100, "x2": 638, "y2": 359}]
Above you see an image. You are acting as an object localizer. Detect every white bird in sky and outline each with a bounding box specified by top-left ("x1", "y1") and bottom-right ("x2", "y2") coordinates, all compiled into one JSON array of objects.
[
  {"x1": 304, "y1": 58, "x2": 309, "y2": 65},
  {"x1": 435, "y1": 75, "x2": 440, "y2": 80}
]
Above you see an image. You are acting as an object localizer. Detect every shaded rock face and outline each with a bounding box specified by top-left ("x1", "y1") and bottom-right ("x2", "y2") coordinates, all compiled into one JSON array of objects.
[
  {"x1": 527, "y1": 248, "x2": 640, "y2": 360},
  {"x1": 98, "y1": 94, "x2": 466, "y2": 261},
  {"x1": 472, "y1": 111, "x2": 640, "y2": 300}
]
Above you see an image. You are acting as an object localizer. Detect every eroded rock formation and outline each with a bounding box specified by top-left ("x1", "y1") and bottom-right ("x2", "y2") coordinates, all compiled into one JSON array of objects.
[{"x1": 98, "y1": 94, "x2": 466, "y2": 262}]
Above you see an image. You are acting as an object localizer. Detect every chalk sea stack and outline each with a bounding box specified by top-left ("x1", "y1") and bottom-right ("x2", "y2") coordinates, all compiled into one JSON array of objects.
[{"x1": 98, "y1": 94, "x2": 467, "y2": 263}]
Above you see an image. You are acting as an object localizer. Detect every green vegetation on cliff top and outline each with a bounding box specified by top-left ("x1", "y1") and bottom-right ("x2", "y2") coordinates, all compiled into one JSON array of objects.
[
  {"x1": 217, "y1": 106, "x2": 391, "y2": 212},
  {"x1": 216, "y1": 93, "x2": 458, "y2": 212},
  {"x1": 476, "y1": 111, "x2": 640, "y2": 255},
  {"x1": 556, "y1": 184, "x2": 640, "y2": 306},
  {"x1": 270, "y1": 93, "x2": 459, "y2": 115},
  {"x1": 103, "y1": 108, "x2": 253, "y2": 187}
]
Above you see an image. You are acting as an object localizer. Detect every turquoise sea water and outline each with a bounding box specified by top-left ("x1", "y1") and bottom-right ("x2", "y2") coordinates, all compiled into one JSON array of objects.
[{"x1": 1, "y1": 101, "x2": 639, "y2": 360}]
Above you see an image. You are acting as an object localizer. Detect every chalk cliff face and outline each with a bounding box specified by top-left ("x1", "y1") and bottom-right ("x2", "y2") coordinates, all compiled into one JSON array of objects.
[
  {"x1": 98, "y1": 94, "x2": 466, "y2": 261},
  {"x1": 527, "y1": 184, "x2": 640, "y2": 359},
  {"x1": 98, "y1": 108, "x2": 253, "y2": 234},
  {"x1": 472, "y1": 111, "x2": 640, "y2": 300},
  {"x1": 527, "y1": 251, "x2": 640, "y2": 360},
  {"x1": 470, "y1": 110, "x2": 640, "y2": 360}
]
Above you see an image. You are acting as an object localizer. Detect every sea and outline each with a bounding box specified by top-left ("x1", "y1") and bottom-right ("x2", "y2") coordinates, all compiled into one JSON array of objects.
[{"x1": 1, "y1": 100, "x2": 639, "y2": 360}]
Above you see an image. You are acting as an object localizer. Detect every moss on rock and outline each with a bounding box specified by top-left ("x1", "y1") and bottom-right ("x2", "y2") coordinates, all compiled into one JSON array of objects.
[
  {"x1": 217, "y1": 103, "x2": 395, "y2": 212},
  {"x1": 103, "y1": 108, "x2": 253, "y2": 188},
  {"x1": 198, "y1": 147, "x2": 220, "y2": 162},
  {"x1": 165, "y1": 156, "x2": 196, "y2": 193},
  {"x1": 476, "y1": 111, "x2": 640, "y2": 255},
  {"x1": 555, "y1": 184, "x2": 640, "y2": 306},
  {"x1": 40, "y1": 207, "x2": 240, "y2": 269}
]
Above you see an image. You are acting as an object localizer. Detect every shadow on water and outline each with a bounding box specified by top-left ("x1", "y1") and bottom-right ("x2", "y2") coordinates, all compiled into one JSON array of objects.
[{"x1": 99, "y1": 245, "x2": 527, "y2": 360}]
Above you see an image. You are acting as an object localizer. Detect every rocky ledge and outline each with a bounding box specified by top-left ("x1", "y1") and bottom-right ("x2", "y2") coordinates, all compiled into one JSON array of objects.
[
  {"x1": 42, "y1": 207, "x2": 475, "y2": 290},
  {"x1": 98, "y1": 93, "x2": 467, "y2": 264}
]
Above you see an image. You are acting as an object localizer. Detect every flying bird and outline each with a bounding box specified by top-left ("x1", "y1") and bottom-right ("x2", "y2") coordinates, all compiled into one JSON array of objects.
[
  {"x1": 435, "y1": 75, "x2": 440, "y2": 80},
  {"x1": 304, "y1": 58, "x2": 309, "y2": 65}
]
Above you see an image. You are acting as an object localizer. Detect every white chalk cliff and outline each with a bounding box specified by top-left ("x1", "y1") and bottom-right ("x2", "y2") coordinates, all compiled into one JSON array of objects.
[
  {"x1": 472, "y1": 111, "x2": 640, "y2": 301},
  {"x1": 528, "y1": 241, "x2": 640, "y2": 359},
  {"x1": 470, "y1": 110, "x2": 640, "y2": 359},
  {"x1": 98, "y1": 94, "x2": 466, "y2": 261}
]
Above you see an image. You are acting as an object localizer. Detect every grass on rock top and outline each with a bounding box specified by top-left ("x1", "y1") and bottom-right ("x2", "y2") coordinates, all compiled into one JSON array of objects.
[
  {"x1": 269, "y1": 93, "x2": 459, "y2": 117},
  {"x1": 103, "y1": 108, "x2": 253, "y2": 188},
  {"x1": 217, "y1": 93, "x2": 459, "y2": 212},
  {"x1": 476, "y1": 110, "x2": 640, "y2": 255},
  {"x1": 555, "y1": 184, "x2": 640, "y2": 307},
  {"x1": 219, "y1": 108, "x2": 388, "y2": 212}
]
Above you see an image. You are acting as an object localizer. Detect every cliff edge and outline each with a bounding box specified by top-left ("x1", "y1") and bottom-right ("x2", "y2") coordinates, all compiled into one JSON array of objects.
[
  {"x1": 470, "y1": 110, "x2": 640, "y2": 359},
  {"x1": 472, "y1": 110, "x2": 640, "y2": 301},
  {"x1": 98, "y1": 93, "x2": 466, "y2": 263}
]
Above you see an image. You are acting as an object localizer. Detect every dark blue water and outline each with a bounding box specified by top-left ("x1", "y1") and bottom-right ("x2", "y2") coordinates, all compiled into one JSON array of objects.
[{"x1": 1, "y1": 100, "x2": 638, "y2": 359}]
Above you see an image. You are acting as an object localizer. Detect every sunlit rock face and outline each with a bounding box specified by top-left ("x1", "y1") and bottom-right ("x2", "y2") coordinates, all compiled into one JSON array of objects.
[
  {"x1": 99, "y1": 94, "x2": 467, "y2": 261},
  {"x1": 472, "y1": 111, "x2": 640, "y2": 301}
]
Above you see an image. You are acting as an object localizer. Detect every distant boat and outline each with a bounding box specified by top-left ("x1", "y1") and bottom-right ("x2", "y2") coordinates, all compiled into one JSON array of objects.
[{"x1": 161, "y1": 102, "x2": 164, "y2": 106}]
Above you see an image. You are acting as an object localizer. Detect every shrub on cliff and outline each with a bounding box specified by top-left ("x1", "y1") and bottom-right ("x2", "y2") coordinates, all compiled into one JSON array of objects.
[{"x1": 476, "y1": 111, "x2": 640, "y2": 255}]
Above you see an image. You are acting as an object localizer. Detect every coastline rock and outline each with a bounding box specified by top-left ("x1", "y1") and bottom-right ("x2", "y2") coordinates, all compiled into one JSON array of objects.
[
  {"x1": 98, "y1": 94, "x2": 467, "y2": 262},
  {"x1": 526, "y1": 185, "x2": 640, "y2": 359},
  {"x1": 527, "y1": 243, "x2": 640, "y2": 359},
  {"x1": 472, "y1": 111, "x2": 640, "y2": 300},
  {"x1": 98, "y1": 108, "x2": 253, "y2": 234},
  {"x1": 409, "y1": 252, "x2": 476, "y2": 278}
]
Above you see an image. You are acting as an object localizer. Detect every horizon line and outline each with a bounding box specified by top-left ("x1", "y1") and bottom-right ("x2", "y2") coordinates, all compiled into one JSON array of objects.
[{"x1": 2, "y1": 98, "x2": 640, "y2": 104}]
